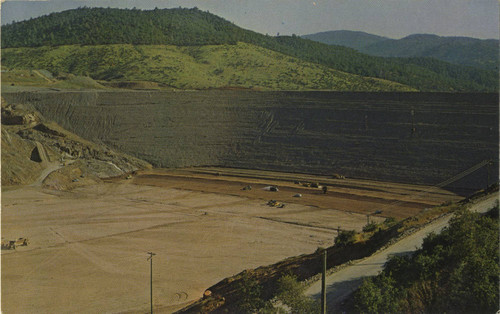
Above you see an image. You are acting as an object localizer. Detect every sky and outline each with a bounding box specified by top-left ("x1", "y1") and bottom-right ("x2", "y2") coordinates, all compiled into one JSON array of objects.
[{"x1": 1, "y1": 0, "x2": 499, "y2": 39}]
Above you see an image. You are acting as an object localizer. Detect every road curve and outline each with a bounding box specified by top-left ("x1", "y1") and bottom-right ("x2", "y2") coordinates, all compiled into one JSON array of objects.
[{"x1": 305, "y1": 193, "x2": 499, "y2": 312}]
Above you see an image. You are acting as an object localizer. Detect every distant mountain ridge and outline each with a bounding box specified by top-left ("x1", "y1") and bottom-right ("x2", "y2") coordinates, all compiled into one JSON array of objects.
[
  {"x1": 302, "y1": 30, "x2": 499, "y2": 71},
  {"x1": 1, "y1": 8, "x2": 498, "y2": 92},
  {"x1": 302, "y1": 30, "x2": 389, "y2": 51}
]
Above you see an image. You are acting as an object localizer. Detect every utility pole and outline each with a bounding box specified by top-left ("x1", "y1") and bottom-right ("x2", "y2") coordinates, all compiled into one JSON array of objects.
[
  {"x1": 147, "y1": 252, "x2": 156, "y2": 314},
  {"x1": 321, "y1": 248, "x2": 327, "y2": 314}
]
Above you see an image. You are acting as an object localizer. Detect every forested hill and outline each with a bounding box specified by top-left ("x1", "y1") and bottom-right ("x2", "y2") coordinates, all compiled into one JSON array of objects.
[
  {"x1": 302, "y1": 30, "x2": 389, "y2": 51},
  {"x1": 1, "y1": 7, "x2": 498, "y2": 92},
  {"x1": 1, "y1": 7, "x2": 249, "y2": 47},
  {"x1": 303, "y1": 31, "x2": 499, "y2": 71},
  {"x1": 362, "y1": 34, "x2": 499, "y2": 71}
]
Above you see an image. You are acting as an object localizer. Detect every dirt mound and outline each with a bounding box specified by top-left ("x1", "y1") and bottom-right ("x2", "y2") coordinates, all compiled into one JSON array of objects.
[{"x1": 1, "y1": 97, "x2": 152, "y2": 188}]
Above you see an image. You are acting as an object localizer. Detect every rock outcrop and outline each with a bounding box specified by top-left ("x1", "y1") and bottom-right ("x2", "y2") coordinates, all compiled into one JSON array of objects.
[{"x1": 1, "y1": 97, "x2": 152, "y2": 188}]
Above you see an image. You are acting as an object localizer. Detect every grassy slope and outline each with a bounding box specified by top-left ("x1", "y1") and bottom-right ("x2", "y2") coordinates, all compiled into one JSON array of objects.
[
  {"x1": 2, "y1": 7, "x2": 497, "y2": 92},
  {"x1": 2, "y1": 43, "x2": 415, "y2": 91},
  {"x1": 1, "y1": 68, "x2": 108, "y2": 90}
]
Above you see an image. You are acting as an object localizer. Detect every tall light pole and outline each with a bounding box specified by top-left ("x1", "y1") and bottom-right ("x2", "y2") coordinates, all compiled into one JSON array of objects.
[{"x1": 147, "y1": 252, "x2": 156, "y2": 314}]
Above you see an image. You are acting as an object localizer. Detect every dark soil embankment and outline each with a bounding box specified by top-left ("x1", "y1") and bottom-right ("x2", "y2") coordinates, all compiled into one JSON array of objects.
[{"x1": 3, "y1": 90, "x2": 498, "y2": 194}]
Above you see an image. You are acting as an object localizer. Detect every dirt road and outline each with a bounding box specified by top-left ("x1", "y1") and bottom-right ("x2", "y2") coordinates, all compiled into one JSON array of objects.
[{"x1": 305, "y1": 193, "x2": 499, "y2": 312}]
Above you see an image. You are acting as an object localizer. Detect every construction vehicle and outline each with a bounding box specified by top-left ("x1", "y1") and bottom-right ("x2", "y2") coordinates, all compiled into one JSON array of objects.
[
  {"x1": 15, "y1": 238, "x2": 29, "y2": 246},
  {"x1": 267, "y1": 200, "x2": 286, "y2": 208},
  {"x1": 1, "y1": 239, "x2": 16, "y2": 250}
]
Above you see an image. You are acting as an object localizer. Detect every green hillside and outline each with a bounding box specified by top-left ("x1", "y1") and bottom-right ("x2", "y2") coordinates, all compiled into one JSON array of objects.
[
  {"x1": 304, "y1": 31, "x2": 499, "y2": 71},
  {"x1": 362, "y1": 34, "x2": 499, "y2": 71},
  {"x1": 1, "y1": 43, "x2": 415, "y2": 91},
  {"x1": 1, "y1": 7, "x2": 498, "y2": 92}
]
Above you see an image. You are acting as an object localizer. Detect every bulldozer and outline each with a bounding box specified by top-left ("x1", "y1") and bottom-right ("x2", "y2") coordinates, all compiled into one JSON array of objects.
[{"x1": 15, "y1": 238, "x2": 29, "y2": 246}]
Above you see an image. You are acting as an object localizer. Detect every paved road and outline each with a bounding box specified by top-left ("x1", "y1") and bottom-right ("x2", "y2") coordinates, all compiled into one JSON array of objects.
[{"x1": 305, "y1": 193, "x2": 499, "y2": 312}]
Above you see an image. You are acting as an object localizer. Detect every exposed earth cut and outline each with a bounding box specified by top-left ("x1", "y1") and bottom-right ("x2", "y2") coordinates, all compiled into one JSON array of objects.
[{"x1": 1, "y1": 97, "x2": 151, "y2": 188}]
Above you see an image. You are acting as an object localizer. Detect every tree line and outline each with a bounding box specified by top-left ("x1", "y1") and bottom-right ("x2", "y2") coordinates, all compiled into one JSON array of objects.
[{"x1": 354, "y1": 204, "x2": 499, "y2": 313}]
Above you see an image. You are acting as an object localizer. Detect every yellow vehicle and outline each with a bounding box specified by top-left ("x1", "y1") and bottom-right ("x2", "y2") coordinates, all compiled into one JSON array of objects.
[
  {"x1": 267, "y1": 200, "x2": 285, "y2": 208},
  {"x1": 15, "y1": 238, "x2": 29, "y2": 246}
]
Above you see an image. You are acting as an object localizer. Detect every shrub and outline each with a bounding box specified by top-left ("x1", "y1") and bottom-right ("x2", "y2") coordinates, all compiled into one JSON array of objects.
[
  {"x1": 235, "y1": 272, "x2": 265, "y2": 313},
  {"x1": 362, "y1": 222, "x2": 378, "y2": 232},
  {"x1": 383, "y1": 217, "x2": 397, "y2": 226},
  {"x1": 275, "y1": 274, "x2": 319, "y2": 313},
  {"x1": 334, "y1": 230, "x2": 356, "y2": 247}
]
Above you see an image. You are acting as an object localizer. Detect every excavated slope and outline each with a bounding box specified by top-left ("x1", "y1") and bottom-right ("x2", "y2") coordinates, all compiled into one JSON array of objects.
[
  {"x1": 3, "y1": 90, "x2": 498, "y2": 194},
  {"x1": 1, "y1": 97, "x2": 151, "y2": 187}
]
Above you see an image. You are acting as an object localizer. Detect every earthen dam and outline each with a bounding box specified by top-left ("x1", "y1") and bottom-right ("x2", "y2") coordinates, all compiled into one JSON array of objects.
[{"x1": 3, "y1": 90, "x2": 498, "y2": 195}]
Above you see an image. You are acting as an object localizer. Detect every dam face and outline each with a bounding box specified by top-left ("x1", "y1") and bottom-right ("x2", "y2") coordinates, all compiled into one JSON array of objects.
[{"x1": 3, "y1": 90, "x2": 498, "y2": 194}]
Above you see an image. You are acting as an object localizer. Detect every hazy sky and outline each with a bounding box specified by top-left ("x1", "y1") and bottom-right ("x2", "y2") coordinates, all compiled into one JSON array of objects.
[{"x1": 1, "y1": 0, "x2": 499, "y2": 39}]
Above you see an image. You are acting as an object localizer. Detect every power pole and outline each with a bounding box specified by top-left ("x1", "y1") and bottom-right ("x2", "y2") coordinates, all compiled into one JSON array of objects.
[
  {"x1": 321, "y1": 249, "x2": 327, "y2": 314},
  {"x1": 147, "y1": 252, "x2": 156, "y2": 314}
]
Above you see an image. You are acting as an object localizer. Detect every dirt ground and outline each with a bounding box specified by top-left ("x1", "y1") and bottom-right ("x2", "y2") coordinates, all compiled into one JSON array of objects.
[{"x1": 1, "y1": 168, "x2": 459, "y2": 313}]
